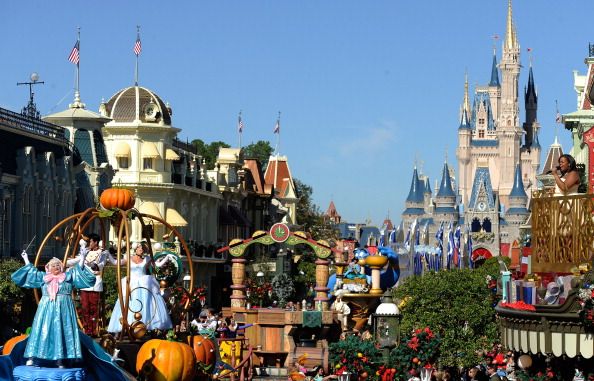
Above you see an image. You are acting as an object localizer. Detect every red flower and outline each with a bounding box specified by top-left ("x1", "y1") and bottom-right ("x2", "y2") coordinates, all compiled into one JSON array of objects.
[{"x1": 407, "y1": 336, "x2": 420, "y2": 351}]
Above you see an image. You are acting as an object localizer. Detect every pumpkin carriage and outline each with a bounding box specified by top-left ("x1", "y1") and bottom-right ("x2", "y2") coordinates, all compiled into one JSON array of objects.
[{"x1": 0, "y1": 187, "x2": 253, "y2": 381}]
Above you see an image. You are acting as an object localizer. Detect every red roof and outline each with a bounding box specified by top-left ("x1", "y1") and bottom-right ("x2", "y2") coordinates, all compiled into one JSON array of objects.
[{"x1": 264, "y1": 156, "x2": 294, "y2": 197}]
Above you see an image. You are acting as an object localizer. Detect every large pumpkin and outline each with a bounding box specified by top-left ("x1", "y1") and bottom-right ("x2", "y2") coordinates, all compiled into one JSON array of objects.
[
  {"x1": 2, "y1": 334, "x2": 27, "y2": 355},
  {"x1": 136, "y1": 339, "x2": 196, "y2": 381},
  {"x1": 99, "y1": 188, "x2": 135, "y2": 210},
  {"x1": 187, "y1": 335, "x2": 216, "y2": 366}
]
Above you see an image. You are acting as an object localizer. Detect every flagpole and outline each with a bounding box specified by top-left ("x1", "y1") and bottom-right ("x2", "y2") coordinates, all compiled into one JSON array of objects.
[
  {"x1": 75, "y1": 27, "x2": 80, "y2": 104},
  {"x1": 275, "y1": 111, "x2": 281, "y2": 154},
  {"x1": 238, "y1": 110, "x2": 242, "y2": 149},
  {"x1": 135, "y1": 25, "x2": 140, "y2": 86}
]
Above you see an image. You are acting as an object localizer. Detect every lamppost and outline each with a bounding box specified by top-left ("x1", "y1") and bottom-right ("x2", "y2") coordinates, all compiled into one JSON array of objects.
[
  {"x1": 256, "y1": 270, "x2": 265, "y2": 307},
  {"x1": 372, "y1": 291, "x2": 401, "y2": 363},
  {"x1": 183, "y1": 271, "x2": 191, "y2": 331}
]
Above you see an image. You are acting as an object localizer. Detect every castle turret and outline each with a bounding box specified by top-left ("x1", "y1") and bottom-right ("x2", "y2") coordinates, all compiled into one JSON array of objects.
[
  {"x1": 401, "y1": 166, "x2": 426, "y2": 229},
  {"x1": 434, "y1": 161, "x2": 459, "y2": 226},
  {"x1": 523, "y1": 66, "x2": 538, "y2": 147}
]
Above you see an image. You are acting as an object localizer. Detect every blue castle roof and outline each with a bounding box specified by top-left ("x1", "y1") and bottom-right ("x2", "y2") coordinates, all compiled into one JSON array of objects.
[
  {"x1": 509, "y1": 164, "x2": 528, "y2": 198},
  {"x1": 405, "y1": 167, "x2": 425, "y2": 203},
  {"x1": 489, "y1": 52, "x2": 500, "y2": 87},
  {"x1": 436, "y1": 162, "x2": 456, "y2": 197}
]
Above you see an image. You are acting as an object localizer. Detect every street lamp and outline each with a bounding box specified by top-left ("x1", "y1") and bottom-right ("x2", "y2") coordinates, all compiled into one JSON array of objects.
[
  {"x1": 183, "y1": 271, "x2": 191, "y2": 331},
  {"x1": 256, "y1": 271, "x2": 265, "y2": 307},
  {"x1": 373, "y1": 291, "x2": 401, "y2": 361}
]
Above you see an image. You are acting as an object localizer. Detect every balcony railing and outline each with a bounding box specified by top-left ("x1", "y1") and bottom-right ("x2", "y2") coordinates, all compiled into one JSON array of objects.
[
  {"x1": 0, "y1": 107, "x2": 66, "y2": 143},
  {"x1": 531, "y1": 192, "x2": 594, "y2": 272}
]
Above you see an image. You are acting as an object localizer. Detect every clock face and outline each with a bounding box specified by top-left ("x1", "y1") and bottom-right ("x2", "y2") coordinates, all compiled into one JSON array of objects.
[
  {"x1": 144, "y1": 103, "x2": 157, "y2": 118},
  {"x1": 477, "y1": 201, "x2": 487, "y2": 211}
]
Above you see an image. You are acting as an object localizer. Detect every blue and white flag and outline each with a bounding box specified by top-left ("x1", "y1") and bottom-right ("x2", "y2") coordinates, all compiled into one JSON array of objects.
[
  {"x1": 454, "y1": 225, "x2": 461, "y2": 269},
  {"x1": 446, "y1": 222, "x2": 454, "y2": 270},
  {"x1": 389, "y1": 229, "x2": 396, "y2": 244}
]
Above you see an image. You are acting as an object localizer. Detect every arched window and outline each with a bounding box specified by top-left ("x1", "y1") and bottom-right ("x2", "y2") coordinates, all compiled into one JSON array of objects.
[
  {"x1": 471, "y1": 218, "x2": 481, "y2": 232},
  {"x1": 482, "y1": 218, "x2": 492, "y2": 233}
]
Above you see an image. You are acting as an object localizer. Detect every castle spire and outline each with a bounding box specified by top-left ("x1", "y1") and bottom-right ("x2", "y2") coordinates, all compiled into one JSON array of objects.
[
  {"x1": 505, "y1": 0, "x2": 518, "y2": 51},
  {"x1": 405, "y1": 166, "x2": 424, "y2": 203},
  {"x1": 489, "y1": 50, "x2": 500, "y2": 87},
  {"x1": 437, "y1": 162, "x2": 456, "y2": 198},
  {"x1": 509, "y1": 163, "x2": 527, "y2": 198}
]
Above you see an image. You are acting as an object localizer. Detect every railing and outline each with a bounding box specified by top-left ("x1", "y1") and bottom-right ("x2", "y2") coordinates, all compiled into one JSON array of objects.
[
  {"x1": 172, "y1": 137, "x2": 197, "y2": 154},
  {"x1": 531, "y1": 192, "x2": 594, "y2": 272},
  {"x1": 0, "y1": 106, "x2": 67, "y2": 144}
]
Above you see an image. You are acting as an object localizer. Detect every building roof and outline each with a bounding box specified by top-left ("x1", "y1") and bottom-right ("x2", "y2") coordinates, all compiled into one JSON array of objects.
[
  {"x1": 104, "y1": 86, "x2": 172, "y2": 126},
  {"x1": 468, "y1": 166, "x2": 496, "y2": 210},
  {"x1": 264, "y1": 155, "x2": 295, "y2": 198},
  {"x1": 509, "y1": 164, "x2": 528, "y2": 198},
  {"x1": 243, "y1": 158, "x2": 270, "y2": 195},
  {"x1": 325, "y1": 201, "x2": 341, "y2": 219},
  {"x1": 489, "y1": 52, "x2": 500, "y2": 87},
  {"x1": 541, "y1": 136, "x2": 563, "y2": 175},
  {"x1": 405, "y1": 167, "x2": 424, "y2": 203},
  {"x1": 470, "y1": 139, "x2": 498, "y2": 147},
  {"x1": 436, "y1": 162, "x2": 456, "y2": 198}
]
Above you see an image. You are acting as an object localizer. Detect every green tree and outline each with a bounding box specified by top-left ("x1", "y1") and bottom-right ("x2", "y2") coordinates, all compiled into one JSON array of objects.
[
  {"x1": 242, "y1": 141, "x2": 274, "y2": 170},
  {"x1": 191, "y1": 139, "x2": 230, "y2": 170},
  {"x1": 392, "y1": 257, "x2": 508, "y2": 368}
]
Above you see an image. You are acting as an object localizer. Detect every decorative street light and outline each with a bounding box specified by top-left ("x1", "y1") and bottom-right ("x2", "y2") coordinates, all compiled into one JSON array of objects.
[
  {"x1": 372, "y1": 291, "x2": 401, "y2": 361},
  {"x1": 256, "y1": 271, "x2": 265, "y2": 307},
  {"x1": 182, "y1": 271, "x2": 191, "y2": 331}
]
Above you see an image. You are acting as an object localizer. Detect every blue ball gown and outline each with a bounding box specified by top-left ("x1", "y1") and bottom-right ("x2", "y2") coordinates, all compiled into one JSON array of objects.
[
  {"x1": 11, "y1": 262, "x2": 96, "y2": 362},
  {"x1": 107, "y1": 257, "x2": 172, "y2": 333}
]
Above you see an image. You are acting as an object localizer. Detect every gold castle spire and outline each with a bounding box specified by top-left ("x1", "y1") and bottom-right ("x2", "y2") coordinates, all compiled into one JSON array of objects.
[{"x1": 505, "y1": 0, "x2": 518, "y2": 50}]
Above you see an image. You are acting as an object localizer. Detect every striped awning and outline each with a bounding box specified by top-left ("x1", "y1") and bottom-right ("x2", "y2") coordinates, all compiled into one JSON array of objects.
[
  {"x1": 114, "y1": 142, "x2": 131, "y2": 158},
  {"x1": 166, "y1": 208, "x2": 188, "y2": 227},
  {"x1": 141, "y1": 142, "x2": 160, "y2": 158},
  {"x1": 165, "y1": 148, "x2": 180, "y2": 161}
]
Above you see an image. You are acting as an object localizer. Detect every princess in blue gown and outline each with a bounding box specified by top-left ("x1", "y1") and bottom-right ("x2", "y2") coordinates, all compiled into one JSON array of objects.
[{"x1": 11, "y1": 250, "x2": 95, "y2": 366}]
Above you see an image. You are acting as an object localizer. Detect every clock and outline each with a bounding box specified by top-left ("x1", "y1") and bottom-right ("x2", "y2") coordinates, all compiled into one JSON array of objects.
[
  {"x1": 477, "y1": 201, "x2": 487, "y2": 211},
  {"x1": 144, "y1": 103, "x2": 158, "y2": 120}
]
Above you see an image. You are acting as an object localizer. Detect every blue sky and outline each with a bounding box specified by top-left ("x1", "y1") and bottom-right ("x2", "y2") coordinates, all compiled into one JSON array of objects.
[{"x1": 1, "y1": 1, "x2": 593, "y2": 227}]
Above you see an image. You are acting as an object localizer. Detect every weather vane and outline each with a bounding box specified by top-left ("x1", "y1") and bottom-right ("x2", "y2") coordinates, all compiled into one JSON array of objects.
[{"x1": 17, "y1": 72, "x2": 44, "y2": 119}]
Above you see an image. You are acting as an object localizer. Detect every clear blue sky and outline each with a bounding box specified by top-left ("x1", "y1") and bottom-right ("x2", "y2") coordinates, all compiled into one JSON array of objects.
[{"x1": 1, "y1": 1, "x2": 593, "y2": 226}]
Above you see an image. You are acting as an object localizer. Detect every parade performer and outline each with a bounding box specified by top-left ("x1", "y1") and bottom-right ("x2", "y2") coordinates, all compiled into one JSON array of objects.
[
  {"x1": 107, "y1": 242, "x2": 172, "y2": 333},
  {"x1": 66, "y1": 233, "x2": 116, "y2": 336},
  {"x1": 331, "y1": 290, "x2": 351, "y2": 331},
  {"x1": 11, "y1": 250, "x2": 95, "y2": 367}
]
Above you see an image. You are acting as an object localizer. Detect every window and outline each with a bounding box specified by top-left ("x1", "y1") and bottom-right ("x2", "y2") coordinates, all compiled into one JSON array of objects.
[
  {"x1": 479, "y1": 118, "x2": 485, "y2": 125},
  {"x1": 93, "y1": 130, "x2": 108, "y2": 165},
  {"x1": 482, "y1": 218, "x2": 492, "y2": 232},
  {"x1": 118, "y1": 157, "x2": 129, "y2": 169},
  {"x1": 143, "y1": 158, "x2": 153, "y2": 170},
  {"x1": 74, "y1": 129, "x2": 94, "y2": 165},
  {"x1": 479, "y1": 130, "x2": 485, "y2": 138}
]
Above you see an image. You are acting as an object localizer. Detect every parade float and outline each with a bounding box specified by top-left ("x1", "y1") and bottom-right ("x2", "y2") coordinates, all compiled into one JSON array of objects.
[
  {"x1": 218, "y1": 223, "x2": 400, "y2": 376},
  {"x1": 0, "y1": 187, "x2": 253, "y2": 381}
]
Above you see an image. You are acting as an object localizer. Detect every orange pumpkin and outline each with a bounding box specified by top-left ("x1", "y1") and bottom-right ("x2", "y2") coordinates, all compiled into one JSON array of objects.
[
  {"x1": 187, "y1": 335, "x2": 216, "y2": 366},
  {"x1": 2, "y1": 334, "x2": 27, "y2": 355},
  {"x1": 99, "y1": 188, "x2": 135, "y2": 210},
  {"x1": 136, "y1": 339, "x2": 196, "y2": 381}
]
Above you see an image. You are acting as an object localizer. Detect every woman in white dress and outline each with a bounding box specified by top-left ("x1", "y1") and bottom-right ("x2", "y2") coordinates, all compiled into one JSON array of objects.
[{"x1": 107, "y1": 243, "x2": 172, "y2": 333}]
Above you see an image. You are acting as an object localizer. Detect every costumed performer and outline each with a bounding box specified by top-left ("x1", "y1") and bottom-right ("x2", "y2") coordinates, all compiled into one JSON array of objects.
[
  {"x1": 107, "y1": 242, "x2": 172, "y2": 333},
  {"x1": 11, "y1": 250, "x2": 95, "y2": 367},
  {"x1": 66, "y1": 233, "x2": 116, "y2": 336},
  {"x1": 331, "y1": 290, "x2": 350, "y2": 332}
]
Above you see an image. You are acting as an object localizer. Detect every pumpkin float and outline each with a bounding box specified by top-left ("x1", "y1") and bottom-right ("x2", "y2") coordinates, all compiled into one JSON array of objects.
[
  {"x1": 99, "y1": 188, "x2": 135, "y2": 210},
  {"x1": 136, "y1": 339, "x2": 196, "y2": 381},
  {"x1": 2, "y1": 334, "x2": 28, "y2": 355},
  {"x1": 187, "y1": 334, "x2": 216, "y2": 367}
]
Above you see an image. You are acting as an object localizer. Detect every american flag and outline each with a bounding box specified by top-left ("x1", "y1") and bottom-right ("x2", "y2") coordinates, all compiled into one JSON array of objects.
[
  {"x1": 134, "y1": 36, "x2": 142, "y2": 56},
  {"x1": 273, "y1": 119, "x2": 280, "y2": 134},
  {"x1": 68, "y1": 41, "x2": 80, "y2": 65},
  {"x1": 555, "y1": 112, "x2": 562, "y2": 124},
  {"x1": 238, "y1": 115, "x2": 244, "y2": 133}
]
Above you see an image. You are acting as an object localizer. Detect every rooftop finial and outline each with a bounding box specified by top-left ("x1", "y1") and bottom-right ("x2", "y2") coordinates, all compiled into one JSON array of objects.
[{"x1": 505, "y1": 0, "x2": 518, "y2": 50}]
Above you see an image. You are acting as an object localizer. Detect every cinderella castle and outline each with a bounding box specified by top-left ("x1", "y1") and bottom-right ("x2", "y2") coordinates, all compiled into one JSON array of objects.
[{"x1": 401, "y1": 0, "x2": 537, "y2": 259}]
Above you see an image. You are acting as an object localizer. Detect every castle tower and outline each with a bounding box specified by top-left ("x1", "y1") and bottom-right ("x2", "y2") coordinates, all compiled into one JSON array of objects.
[
  {"x1": 434, "y1": 161, "x2": 459, "y2": 227},
  {"x1": 497, "y1": 0, "x2": 523, "y2": 206},
  {"x1": 456, "y1": 76, "x2": 472, "y2": 206},
  {"x1": 401, "y1": 166, "x2": 426, "y2": 230},
  {"x1": 505, "y1": 164, "x2": 529, "y2": 227}
]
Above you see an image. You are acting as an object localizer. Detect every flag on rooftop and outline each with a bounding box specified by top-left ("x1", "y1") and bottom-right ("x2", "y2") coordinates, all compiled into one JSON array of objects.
[
  {"x1": 555, "y1": 112, "x2": 562, "y2": 124},
  {"x1": 238, "y1": 115, "x2": 244, "y2": 133},
  {"x1": 68, "y1": 41, "x2": 80, "y2": 65},
  {"x1": 273, "y1": 119, "x2": 280, "y2": 134},
  {"x1": 134, "y1": 35, "x2": 142, "y2": 56}
]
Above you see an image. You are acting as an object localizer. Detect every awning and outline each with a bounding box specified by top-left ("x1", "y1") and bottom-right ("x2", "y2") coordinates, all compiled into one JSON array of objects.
[
  {"x1": 219, "y1": 206, "x2": 235, "y2": 225},
  {"x1": 141, "y1": 142, "x2": 160, "y2": 158},
  {"x1": 114, "y1": 142, "x2": 131, "y2": 158},
  {"x1": 166, "y1": 207, "x2": 187, "y2": 227},
  {"x1": 229, "y1": 206, "x2": 251, "y2": 227},
  {"x1": 165, "y1": 148, "x2": 180, "y2": 161},
  {"x1": 138, "y1": 201, "x2": 163, "y2": 224}
]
